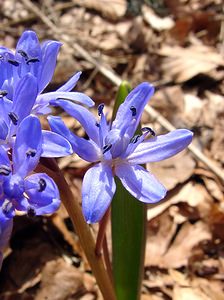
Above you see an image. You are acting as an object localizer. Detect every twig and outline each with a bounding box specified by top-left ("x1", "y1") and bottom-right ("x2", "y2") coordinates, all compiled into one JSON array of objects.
[{"x1": 95, "y1": 208, "x2": 111, "y2": 256}]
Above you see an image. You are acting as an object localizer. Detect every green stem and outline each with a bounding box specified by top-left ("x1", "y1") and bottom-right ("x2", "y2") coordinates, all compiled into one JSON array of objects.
[{"x1": 111, "y1": 82, "x2": 147, "y2": 300}]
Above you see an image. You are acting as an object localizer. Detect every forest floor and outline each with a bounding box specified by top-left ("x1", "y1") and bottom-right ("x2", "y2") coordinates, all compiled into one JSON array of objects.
[{"x1": 0, "y1": 0, "x2": 224, "y2": 299}]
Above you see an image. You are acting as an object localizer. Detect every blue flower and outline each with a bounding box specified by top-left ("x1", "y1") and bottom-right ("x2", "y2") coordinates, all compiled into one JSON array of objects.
[
  {"x1": 0, "y1": 30, "x2": 94, "y2": 116},
  {"x1": 0, "y1": 115, "x2": 61, "y2": 221},
  {"x1": 48, "y1": 82, "x2": 193, "y2": 223}
]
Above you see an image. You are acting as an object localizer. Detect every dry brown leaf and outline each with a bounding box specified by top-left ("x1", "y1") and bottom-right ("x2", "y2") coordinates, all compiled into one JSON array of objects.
[
  {"x1": 147, "y1": 181, "x2": 212, "y2": 221},
  {"x1": 173, "y1": 286, "x2": 210, "y2": 300},
  {"x1": 142, "y1": 5, "x2": 174, "y2": 31},
  {"x1": 159, "y1": 44, "x2": 224, "y2": 82},
  {"x1": 162, "y1": 221, "x2": 211, "y2": 268},
  {"x1": 145, "y1": 211, "x2": 177, "y2": 266},
  {"x1": 148, "y1": 150, "x2": 195, "y2": 191},
  {"x1": 75, "y1": 0, "x2": 126, "y2": 21},
  {"x1": 35, "y1": 258, "x2": 86, "y2": 300}
]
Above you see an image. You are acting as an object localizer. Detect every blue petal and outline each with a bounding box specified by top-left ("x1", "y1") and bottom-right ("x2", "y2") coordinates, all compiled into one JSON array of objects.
[
  {"x1": 0, "y1": 47, "x2": 14, "y2": 88},
  {"x1": 39, "y1": 91, "x2": 94, "y2": 107},
  {"x1": 0, "y1": 146, "x2": 10, "y2": 167},
  {"x1": 115, "y1": 163, "x2": 166, "y2": 203},
  {"x1": 128, "y1": 129, "x2": 193, "y2": 164},
  {"x1": 38, "y1": 40, "x2": 62, "y2": 92},
  {"x1": 13, "y1": 115, "x2": 42, "y2": 177},
  {"x1": 47, "y1": 116, "x2": 100, "y2": 162},
  {"x1": 50, "y1": 99, "x2": 99, "y2": 144},
  {"x1": 0, "y1": 120, "x2": 8, "y2": 141},
  {"x1": 15, "y1": 30, "x2": 41, "y2": 78},
  {"x1": 41, "y1": 130, "x2": 72, "y2": 157},
  {"x1": 11, "y1": 73, "x2": 38, "y2": 124},
  {"x1": 82, "y1": 163, "x2": 116, "y2": 223},
  {"x1": 57, "y1": 71, "x2": 82, "y2": 92},
  {"x1": 22, "y1": 173, "x2": 60, "y2": 215},
  {"x1": 112, "y1": 83, "x2": 154, "y2": 138}
]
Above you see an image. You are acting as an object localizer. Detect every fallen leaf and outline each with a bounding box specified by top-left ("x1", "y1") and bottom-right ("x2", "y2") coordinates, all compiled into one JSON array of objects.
[
  {"x1": 148, "y1": 150, "x2": 195, "y2": 191},
  {"x1": 142, "y1": 5, "x2": 174, "y2": 31},
  {"x1": 159, "y1": 44, "x2": 224, "y2": 82}
]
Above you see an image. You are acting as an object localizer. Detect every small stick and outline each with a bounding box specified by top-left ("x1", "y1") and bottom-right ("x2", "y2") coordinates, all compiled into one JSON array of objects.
[{"x1": 95, "y1": 207, "x2": 111, "y2": 256}]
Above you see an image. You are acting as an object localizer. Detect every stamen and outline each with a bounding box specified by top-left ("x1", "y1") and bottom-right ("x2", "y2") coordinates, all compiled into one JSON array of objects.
[
  {"x1": 0, "y1": 165, "x2": 11, "y2": 176},
  {"x1": 95, "y1": 122, "x2": 100, "y2": 128},
  {"x1": 2, "y1": 199, "x2": 13, "y2": 217},
  {"x1": 26, "y1": 149, "x2": 37, "y2": 157},
  {"x1": 38, "y1": 178, "x2": 47, "y2": 192},
  {"x1": 141, "y1": 127, "x2": 155, "y2": 136},
  {"x1": 7, "y1": 59, "x2": 19, "y2": 66},
  {"x1": 102, "y1": 144, "x2": 112, "y2": 154},
  {"x1": 27, "y1": 206, "x2": 36, "y2": 217},
  {"x1": 17, "y1": 49, "x2": 29, "y2": 60},
  {"x1": 0, "y1": 90, "x2": 8, "y2": 97},
  {"x1": 8, "y1": 112, "x2": 19, "y2": 125},
  {"x1": 26, "y1": 57, "x2": 40, "y2": 65},
  {"x1": 130, "y1": 106, "x2": 137, "y2": 117},
  {"x1": 131, "y1": 134, "x2": 141, "y2": 144},
  {"x1": 98, "y1": 104, "x2": 104, "y2": 116}
]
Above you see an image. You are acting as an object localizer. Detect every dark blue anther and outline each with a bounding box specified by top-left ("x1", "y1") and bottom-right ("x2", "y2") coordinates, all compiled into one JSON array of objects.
[
  {"x1": 17, "y1": 49, "x2": 29, "y2": 60},
  {"x1": 95, "y1": 122, "x2": 100, "y2": 128},
  {"x1": 26, "y1": 57, "x2": 40, "y2": 65},
  {"x1": 0, "y1": 165, "x2": 11, "y2": 176},
  {"x1": 141, "y1": 127, "x2": 155, "y2": 136},
  {"x1": 38, "y1": 178, "x2": 47, "y2": 192},
  {"x1": 131, "y1": 134, "x2": 141, "y2": 144},
  {"x1": 26, "y1": 149, "x2": 37, "y2": 157},
  {"x1": 102, "y1": 144, "x2": 112, "y2": 154},
  {"x1": 98, "y1": 104, "x2": 104, "y2": 116},
  {"x1": 0, "y1": 90, "x2": 8, "y2": 97},
  {"x1": 27, "y1": 206, "x2": 36, "y2": 217},
  {"x1": 130, "y1": 106, "x2": 137, "y2": 117},
  {"x1": 7, "y1": 59, "x2": 19, "y2": 66},
  {"x1": 2, "y1": 200, "x2": 13, "y2": 217},
  {"x1": 8, "y1": 112, "x2": 19, "y2": 125}
]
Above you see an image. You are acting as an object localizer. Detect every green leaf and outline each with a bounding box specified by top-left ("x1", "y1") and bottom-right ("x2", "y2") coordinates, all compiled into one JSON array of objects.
[{"x1": 111, "y1": 82, "x2": 147, "y2": 300}]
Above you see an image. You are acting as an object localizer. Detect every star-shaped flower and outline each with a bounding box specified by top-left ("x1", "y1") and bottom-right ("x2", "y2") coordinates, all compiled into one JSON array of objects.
[{"x1": 48, "y1": 83, "x2": 193, "y2": 223}]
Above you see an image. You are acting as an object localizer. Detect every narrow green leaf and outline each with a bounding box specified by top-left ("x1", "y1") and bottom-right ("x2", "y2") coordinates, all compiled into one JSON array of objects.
[{"x1": 111, "y1": 82, "x2": 147, "y2": 300}]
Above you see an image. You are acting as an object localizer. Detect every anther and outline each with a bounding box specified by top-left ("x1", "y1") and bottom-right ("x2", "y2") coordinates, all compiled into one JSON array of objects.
[
  {"x1": 2, "y1": 200, "x2": 13, "y2": 217},
  {"x1": 131, "y1": 135, "x2": 141, "y2": 144},
  {"x1": 130, "y1": 106, "x2": 137, "y2": 117},
  {"x1": 38, "y1": 178, "x2": 47, "y2": 192},
  {"x1": 8, "y1": 112, "x2": 19, "y2": 125},
  {"x1": 98, "y1": 104, "x2": 104, "y2": 116},
  {"x1": 0, "y1": 90, "x2": 8, "y2": 97},
  {"x1": 0, "y1": 165, "x2": 11, "y2": 176},
  {"x1": 141, "y1": 127, "x2": 155, "y2": 136},
  {"x1": 17, "y1": 49, "x2": 29, "y2": 60},
  {"x1": 102, "y1": 144, "x2": 112, "y2": 154},
  {"x1": 27, "y1": 206, "x2": 36, "y2": 217},
  {"x1": 95, "y1": 122, "x2": 100, "y2": 128},
  {"x1": 26, "y1": 149, "x2": 37, "y2": 157},
  {"x1": 7, "y1": 59, "x2": 19, "y2": 66},
  {"x1": 26, "y1": 57, "x2": 40, "y2": 65}
]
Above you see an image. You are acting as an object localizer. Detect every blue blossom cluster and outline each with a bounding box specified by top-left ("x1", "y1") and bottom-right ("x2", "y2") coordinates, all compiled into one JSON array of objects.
[
  {"x1": 0, "y1": 30, "x2": 193, "y2": 268},
  {"x1": 0, "y1": 30, "x2": 94, "y2": 266}
]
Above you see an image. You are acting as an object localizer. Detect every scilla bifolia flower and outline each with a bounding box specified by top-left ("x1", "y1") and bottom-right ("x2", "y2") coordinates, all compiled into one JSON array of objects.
[
  {"x1": 0, "y1": 30, "x2": 94, "y2": 116},
  {"x1": 0, "y1": 115, "x2": 62, "y2": 267},
  {"x1": 0, "y1": 115, "x2": 61, "y2": 219},
  {"x1": 48, "y1": 83, "x2": 193, "y2": 223}
]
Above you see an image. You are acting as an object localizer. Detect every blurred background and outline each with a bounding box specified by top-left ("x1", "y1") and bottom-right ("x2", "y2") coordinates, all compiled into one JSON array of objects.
[{"x1": 0, "y1": 0, "x2": 223, "y2": 299}]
